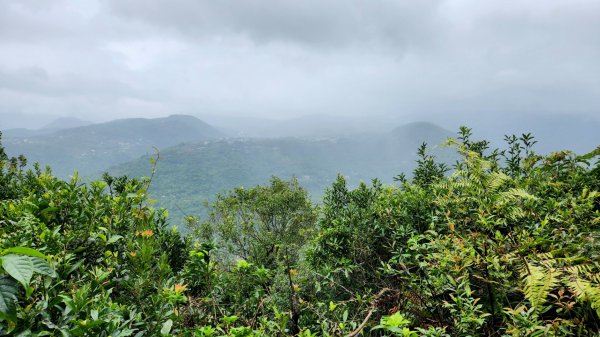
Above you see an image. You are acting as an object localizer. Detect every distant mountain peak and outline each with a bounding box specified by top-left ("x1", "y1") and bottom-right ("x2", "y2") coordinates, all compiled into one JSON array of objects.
[
  {"x1": 42, "y1": 117, "x2": 93, "y2": 130},
  {"x1": 166, "y1": 114, "x2": 199, "y2": 120},
  {"x1": 391, "y1": 121, "x2": 448, "y2": 132},
  {"x1": 4, "y1": 114, "x2": 225, "y2": 178},
  {"x1": 388, "y1": 121, "x2": 453, "y2": 147}
]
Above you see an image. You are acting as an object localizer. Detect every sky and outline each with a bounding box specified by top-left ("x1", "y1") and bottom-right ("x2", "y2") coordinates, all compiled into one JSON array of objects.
[{"x1": 0, "y1": 0, "x2": 599, "y2": 129}]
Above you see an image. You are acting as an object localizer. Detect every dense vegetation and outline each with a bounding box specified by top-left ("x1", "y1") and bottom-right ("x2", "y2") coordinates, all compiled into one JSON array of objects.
[
  {"x1": 110, "y1": 122, "x2": 453, "y2": 223},
  {"x1": 1, "y1": 127, "x2": 599, "y2": 336}
]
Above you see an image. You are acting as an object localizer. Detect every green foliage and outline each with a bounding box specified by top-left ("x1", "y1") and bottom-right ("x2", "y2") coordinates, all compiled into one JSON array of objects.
[
  {"x1": 1, "y1": 128, "x2": 600, "y2": 336},
  {"x1": 0, "y1": 247, "x2": 55, "y2": 322},
  {"x1": 0, "y1": 276, "x2": 18, "y2": 321},
  {"x1": 410, "y1": 142, "x2": 449, "y2": 187},
  {"x1": 206, "y1": 176, "x2": 316, "y2": 268},
  {"x1": 372, "y1": 312, "x2": 416, "y2": 336},
  {"x1": 0, "y1": 134, "x2": 190, "y2": 335}
]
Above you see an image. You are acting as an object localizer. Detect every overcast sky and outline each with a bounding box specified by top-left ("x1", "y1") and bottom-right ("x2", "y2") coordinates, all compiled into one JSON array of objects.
[{"x1": 0, "y1": 0, "x2": 599, "y2": 128}]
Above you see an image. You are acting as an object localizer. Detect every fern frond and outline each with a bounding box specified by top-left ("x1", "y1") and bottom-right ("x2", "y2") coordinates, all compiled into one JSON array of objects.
[
  {"x1": 522, "y1": 261, "x2": 561, "y2": 312},
  {"x1": 487, "y1": 171, "x2": 511, "y2": 191},
  {"x1": 565, "y1": 265, "x2": 600, "y2": 316},
  {"x1": 501, "y1": 188, "x2": 537, "y2": 201},
  {"x1": 566, "y1": 278, "x2": 600, "y2": 317}
]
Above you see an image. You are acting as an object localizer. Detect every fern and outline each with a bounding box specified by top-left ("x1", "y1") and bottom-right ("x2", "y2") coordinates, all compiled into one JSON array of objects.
[
  {"x1": 565, "y1": 265, "x2": 600, "y2": 316},
  {"x1": 522, "y1": 261, "x2": 562, "y2": 312},
  {"x1": 567, "y1": 278, "x2": 600, "y2": 316},
  {"x1": 487, "y1": 171, "x2": 511, "y2": 191},
  {"x1": 500, "y1": 188, "x2": 536, "y2": 201}
]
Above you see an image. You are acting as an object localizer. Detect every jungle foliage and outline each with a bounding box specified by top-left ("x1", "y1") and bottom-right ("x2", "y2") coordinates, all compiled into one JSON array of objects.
[{"x1": 0, "y1": 128, "x2": 599, "y2": 336}]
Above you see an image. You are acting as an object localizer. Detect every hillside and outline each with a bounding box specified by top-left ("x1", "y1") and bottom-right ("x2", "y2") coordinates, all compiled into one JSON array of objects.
[
  {"x1": 196, "y1": 113, "x2": 437, "y2": 138},
  {"x1": 197, "y1": 113, "x2": 600, "y2": 154},
  {"x1": 110, "y1": 122, "x2": 453, "y2": 223},
  {"x1": 2, "y1": 114, "x2": 224, "y2": 178},
  {"x1": 2, "y1": 117, "x2": 93, "y2": 138},
  {"x1": 41, "y1": 116, "x2": 93, "y2": 130},
  {"x1": 1, "y1": 128, "x2": 56, "y2": 138}
]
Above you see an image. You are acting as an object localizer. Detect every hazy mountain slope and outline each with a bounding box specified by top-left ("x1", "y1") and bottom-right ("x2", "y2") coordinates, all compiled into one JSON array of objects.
[
  {"x1": 0, "y1": 112, "x2": 57, "y2": 129},
  {"x1": 42, "y1": 117, "x2": 93, "y2": 130},
  {"x1": 198, "y1": 112, "x2": 600, "y2": 153},
  {"x1": 196, "y1": 113, "x2": 398, "y2": 138},
  {"x1": 493, "y1": 114, "x2": 600, "y2": 154},
  {"x1": 253, "y1": 114, "x2": 368, "y2": 138},
  {"x1": 110, "y1": 122, "x2": 454, "y2": 224},
  {"x1": 435, "y1": 113, "x2": 600, "y2": 155},
  {"x1": 2, "y1": 128, "x2": 57, "y2": 138},
  {"x1": 2, "y1": 117, "x2": 94, "y2": 138},
  {"x1": 3, "y1": 114, "x2": 224, "y2": 178}
]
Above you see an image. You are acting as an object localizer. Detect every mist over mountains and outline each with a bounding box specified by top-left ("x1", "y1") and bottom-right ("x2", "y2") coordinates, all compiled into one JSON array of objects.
[
  {"x1": 2, "y1": 115, "x2": 223, "y2": 178},
  {"x1": 2, "y1": 117, "x2": 92, "y2": 138},
  {"x1": 2, "y1": 112, "x2": 599, "y2": 223},
  {"x1": 109, "y1": 121, "x2": 454, "y2": 219},
  {"x1": 193, "y1": 112, "x2": 600, "y2": 154}
]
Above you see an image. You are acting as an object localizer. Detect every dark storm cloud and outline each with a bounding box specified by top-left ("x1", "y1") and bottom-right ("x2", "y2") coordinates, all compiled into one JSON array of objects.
[{"x1": 0, "y1": 0, "x2": 599, "y2": 128}]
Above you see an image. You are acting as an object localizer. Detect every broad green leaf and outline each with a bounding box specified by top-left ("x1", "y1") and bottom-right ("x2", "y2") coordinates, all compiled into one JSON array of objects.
[
  {"x1": 31, "y1": 257, "x2": 56, "y2": 277},
  {"x1": 1, "y1": 254, "x2": 34, "y2": 287},
  {"x1": 0, "y1": 276, "x2": 18, "y2": 320},
  {"x1": 107, "y1": 235, "x2": 124, "y2": 244},
  {"x1": 3, "y1": 247, "x2": 47, "y2": 259},
  {"x1": 160, "y1": 319, "x2": 173, "y2": 336},
  {"x1": 60, "y1": 295, "x2": 75, "y2": 316}
]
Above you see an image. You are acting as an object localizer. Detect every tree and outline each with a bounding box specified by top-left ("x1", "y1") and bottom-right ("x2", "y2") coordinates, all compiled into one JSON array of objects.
[
  {"x1": 202, "y1": 176, "x2": 316, "y2": 333},
  {"x1": 206, "y1": 176, "x2": 316, "y2": 268}
]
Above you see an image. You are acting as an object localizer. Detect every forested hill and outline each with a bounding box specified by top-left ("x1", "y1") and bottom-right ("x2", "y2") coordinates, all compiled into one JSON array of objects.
[
  {"x1": 2, "y1": 114, "x2": 224, "y2": 178},
  {"x1": 109, "y1": 122, "x2": 454, "y2": 222}
]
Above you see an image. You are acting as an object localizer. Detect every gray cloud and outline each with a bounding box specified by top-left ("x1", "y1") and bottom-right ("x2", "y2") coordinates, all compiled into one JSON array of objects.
[
  {"x1": 106, "y1": 0, "x2": 443, "y2": 50},
  {"x1": 0, "y1": 0, "x2": 599, "y2": 129}
]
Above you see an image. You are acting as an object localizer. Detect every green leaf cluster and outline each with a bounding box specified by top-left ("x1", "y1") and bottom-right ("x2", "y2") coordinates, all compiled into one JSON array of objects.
[{"x1": 1, "y1": 128, "x2": 600, "y2": 336}]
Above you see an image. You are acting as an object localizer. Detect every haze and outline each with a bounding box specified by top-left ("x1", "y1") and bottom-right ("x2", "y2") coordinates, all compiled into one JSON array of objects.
[{"x1": 1, "y1": 0, "x2": 599, "y2": 131}]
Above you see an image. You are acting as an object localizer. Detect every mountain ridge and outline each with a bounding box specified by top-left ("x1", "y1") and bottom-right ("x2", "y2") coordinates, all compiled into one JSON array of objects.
[
  {"x1": 109, "y1": 121, "x2": 454, "y2": 223},
  {"x1": 3, "y1": 114, "x2": 224, "y2": 178}
]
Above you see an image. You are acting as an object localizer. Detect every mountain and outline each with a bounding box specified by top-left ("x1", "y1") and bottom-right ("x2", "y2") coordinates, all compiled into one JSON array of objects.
[
  {"x1": 42, "y1": 117, "x2": 93, "y2": 130},
  {"x1": 0, "y1": 112, "x2": 57, "y2": 129},
  {"x1": 2, "y1": 117, "x2": 94, "y2": 139},
  {"x1": 195, "y1": 113, "x2": 401, "y2": 138},
  {"x1": 252, "y1": 114, "x2": 368, "y2": 138},
  {"x1": 2, "y1": 128, "x2": 56, "y2": 138},
  {"x1": 198, "y1": 112, "x2": 600, "y2": 153},
  {"x1": 3, "y1": 114, "x2": 224, "y2": 178},
  {"x1": 110, "y1": 122, "x2": 454, "y2": 224}
]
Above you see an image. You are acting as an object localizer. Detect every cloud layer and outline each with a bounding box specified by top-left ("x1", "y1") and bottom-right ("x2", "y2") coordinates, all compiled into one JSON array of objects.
[{"x1": 1, "y1": 0, "x2": 599, "y2": 128}]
